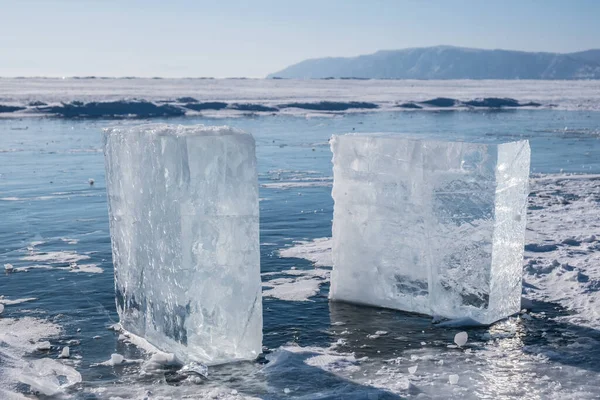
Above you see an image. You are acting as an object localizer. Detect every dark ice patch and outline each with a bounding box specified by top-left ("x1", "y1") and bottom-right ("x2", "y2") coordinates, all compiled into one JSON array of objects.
[
  {"x1": 41, "y1": 101, "x2": 185, "y2": 119},
  {"x1": 230, "y1": 103, "x2": 279, "y2": 112},
  {"x1": 396, "y1": 102, "x2": 422, "y2": 109},
  {"x1": 419, "y1": 97, "x2": 458, "y2": 107},
  {"x1": 279, "y1": 101, "x2": 379, "y2": 111},
  {"x1": 0, "y1": 105, "x2": 26, "y2": 113},
  {"x1": 464, "y1": 98, "x2": 520, "y2": 108},
  {"x1": 183, "y1": 102, "x2": 228, "y2": 111},
  {"x1": 561, "y1": 238, "x2": 581, "y2": 246},
  {"x1": 176, "y1": 97, "x2": 198, "y2": 103},
  {"x1": 524, "y1": 243, "x2": 558, "y2": 252}
]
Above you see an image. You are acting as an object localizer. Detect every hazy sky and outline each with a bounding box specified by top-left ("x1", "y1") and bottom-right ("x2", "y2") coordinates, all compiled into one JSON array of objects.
[{"x1": 1, "y1": 0, "x2": 599, "y2": 78}]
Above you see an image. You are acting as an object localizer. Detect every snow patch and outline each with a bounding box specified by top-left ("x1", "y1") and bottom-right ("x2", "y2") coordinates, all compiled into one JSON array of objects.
[{"x1": 279, "y1": 237, "x2": 332, "y2": 267}]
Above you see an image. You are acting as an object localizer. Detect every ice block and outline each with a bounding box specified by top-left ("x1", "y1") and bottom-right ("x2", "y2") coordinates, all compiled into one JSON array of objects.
[
  {"x1": 103, "y1": 124, "x2": 262, "y2": 364},
  {"x1": 330, "y1": 134, "x2": 530, "y2": 324}
]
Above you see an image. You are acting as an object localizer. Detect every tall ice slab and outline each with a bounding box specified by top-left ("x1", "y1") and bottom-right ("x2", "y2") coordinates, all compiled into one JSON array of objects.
[
  {"x1": 330, "y1": 134, "x2": 530, "y2": 324},
  {"x1": 103, "y1": 124, "x2": 262, "y2": 364}
]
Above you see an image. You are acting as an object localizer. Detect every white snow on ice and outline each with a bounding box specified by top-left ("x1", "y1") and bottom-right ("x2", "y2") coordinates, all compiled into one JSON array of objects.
[
  {"x1": 21, "y1": 251, "x2": 90, "y2": 264},
  {"x1": 276, "y1": 173, "x2": 600, "y2": 330},
  {"x1": 262, "y1": 268, "x2": 330, "y2": 301},
  {"x1": 278, "y1": 237, "x2": 332, "y2": 267},
  {"x1": 2, "y1": 78, "x2": 600, "y2": 114}
]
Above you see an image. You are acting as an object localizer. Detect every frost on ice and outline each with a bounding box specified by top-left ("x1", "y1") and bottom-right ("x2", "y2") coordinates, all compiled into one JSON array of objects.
[
  {"x1": 330, "y1": 134, "x2": 530, "y2": 324},
  {"x1": 103, "y1": 124, "x2": 262, "y2": 365}
]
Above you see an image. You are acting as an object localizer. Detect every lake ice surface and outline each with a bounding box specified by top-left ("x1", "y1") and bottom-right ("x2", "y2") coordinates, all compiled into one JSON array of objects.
[{"x1": 1, "y1": 89, "x2": 600, "y2": 398}]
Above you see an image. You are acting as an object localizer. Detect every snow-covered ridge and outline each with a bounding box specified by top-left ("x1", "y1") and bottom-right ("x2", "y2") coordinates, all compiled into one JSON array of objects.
[
  {"x1": 1, "y1": 78, "x2": 600, "y2": 118},
  {"x1": 268, "y1": 45, "x2": 600, "y2": 79}
]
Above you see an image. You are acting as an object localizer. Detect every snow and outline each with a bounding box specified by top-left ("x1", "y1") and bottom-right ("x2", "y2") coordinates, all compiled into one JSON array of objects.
[
  {"x1": 1, "y1": 78, "x2": 600, "y2": 116},
  {"x1": 278, "y1": 238, "x2": 332, "y2": 267},
  {"x1": 329, "y1": 134, "x2": 530, "y2": 324},
  {"x1": 103, "y1": 124, "x2": 262, "y2": 365},
  {"x1": 0, "y1": 317, "x2": 64, "y2": 395},
  {"x1": 262, "y1": 268, "x2": 329, "y2": 301},
  {"x1": 0, "y1": 297, "x2": 37, "y2": 306},
  {"x1": 21, "y1": 251, "x2": 90, "y2": 264},
  {"x1": 67, "y1": 263, "x2": 103, "y2": 273}
]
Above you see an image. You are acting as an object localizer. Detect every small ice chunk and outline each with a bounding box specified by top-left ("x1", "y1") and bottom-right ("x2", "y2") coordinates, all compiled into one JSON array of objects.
[
  {"x1": 143, "y1": 351, "x2": 180, "y2": 373},
  {"x1": 375, "y1": 330, "x2": 388, "y2": 335},
  {"x1": 0, "y1": 304, "x2": 4, "y2": 314},
  {"x1": 4, "y1": 263, "x2": 13, "y2": 272},
  {"x1": 104, "y1": 124, "x2": 262, "y2": 365},
  {"x1": 179, "y1": 361, "x2": 209, "y2": 378},
  {"x1": 36, "y1": 341, "x2": 52, "y2": 351},
  {"x1": 408, "y1": 365, "x2": 418, "y2": 374},
  {"x1": 329, "y1": 135, "x2": 530, "y2": 324},
  {"x1": 583, "y1": 235, "x2": 596, "y2": 243},
  {"x1": 449, "y1": 374, "x2": 459, "y2": 385},
  {"x1": 284, "y1": 388, "x2": 291, "y2": 394},
  {"x1": 454, "y1": 331, "x2": 468, "y2": 347},
  {"x1": 58, "y1": 346, "x2": 70, "y2": 358},
  {"x1": 19, "y1": 358, "x2": 81, "y2": 396},
  {"x1": 110, "y1": 353, "x2": 124, "y2": 365}
]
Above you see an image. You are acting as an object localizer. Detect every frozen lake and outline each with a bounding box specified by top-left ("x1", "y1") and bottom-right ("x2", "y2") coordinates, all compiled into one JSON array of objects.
[{"x1": 1, "y1": 103, "x2": 600, "y2": 398}]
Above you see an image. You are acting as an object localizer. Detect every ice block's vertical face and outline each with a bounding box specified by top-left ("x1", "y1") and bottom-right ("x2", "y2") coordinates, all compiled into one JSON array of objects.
[
  {"x1": 330, "y1": 134, "x2": 529, "y2": 324},
  {"x1": 331, "y1": 136, "x2": 430, "y2": 315},
  {"x1": 103, "y1": 124, "x2": 262, "y2": 365},
  {"x1": 424, "y1": 141, "x2": 498, "y2": 321},
  {"x1": 488, "y1": 141, "x2": 531, "y2": 323}
]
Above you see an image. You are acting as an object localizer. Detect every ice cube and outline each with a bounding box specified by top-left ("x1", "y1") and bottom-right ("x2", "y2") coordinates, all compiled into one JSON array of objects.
[
  {"x1": 58, "y1": 346, "x2": 70, "y2": 358},
  {"x1": 36, "y1": 341, "x2": 52, "y2": 351},
  {"x1": 19, "y1": 358, "x2": 81, "y2": 396},
  {"x1": 103, "y1": 124, "x2": 262, "y2": 365},
  {"x1": 110, "y1": 353, "x2": 124, "y2": 365},
  {"x1": 330, "y1": 134, "x2": 530, "y2": 324},
  {"x1": 454, "y1": 332, "x2": 468, "y2": 347}
]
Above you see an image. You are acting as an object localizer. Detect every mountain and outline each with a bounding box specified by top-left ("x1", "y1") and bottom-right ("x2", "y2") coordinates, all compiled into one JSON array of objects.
[{"x1": 268, "y1": 46, "x2": 600, "y2": 80}]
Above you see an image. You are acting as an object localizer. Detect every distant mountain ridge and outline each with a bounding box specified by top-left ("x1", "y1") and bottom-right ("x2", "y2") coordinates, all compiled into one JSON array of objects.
[{"x1": 268, "y1": 46, "x2": 600, "y2": 80}]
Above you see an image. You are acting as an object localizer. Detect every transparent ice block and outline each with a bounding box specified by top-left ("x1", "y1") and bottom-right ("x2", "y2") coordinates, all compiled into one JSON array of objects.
[
  {"x1": 330, "y1": 134, "x2": 530, "y2": 324},
  {"x1": 103, "y1": 124, "x2": 262, "y2": 364}
]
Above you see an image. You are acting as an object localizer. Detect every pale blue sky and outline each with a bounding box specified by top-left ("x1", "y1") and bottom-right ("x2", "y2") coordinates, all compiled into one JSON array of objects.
[{"x1": 1, "y1": 0, "x2": 598, "y2": 77}]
